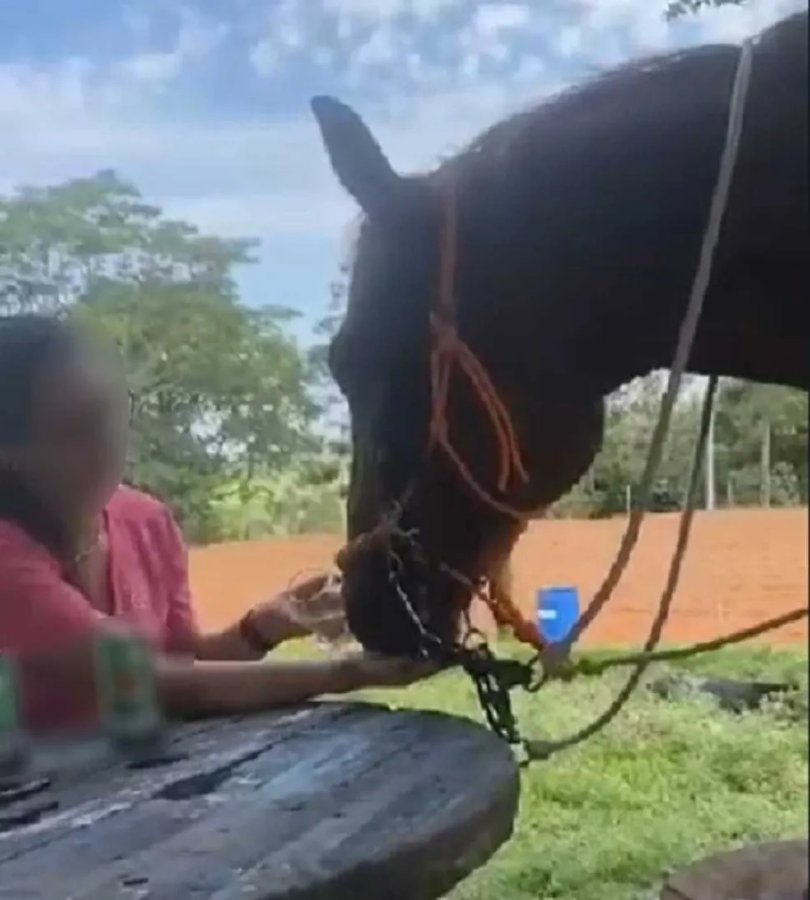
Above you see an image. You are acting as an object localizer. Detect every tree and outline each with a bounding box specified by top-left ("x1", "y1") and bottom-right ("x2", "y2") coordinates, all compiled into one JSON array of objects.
[
  {"x1": 0, "y1": 171, "x2": 256, "y2": 315},
  {"x1": 714, "y1": 382, "x2": 808, "y2": 507},
  {"x1": 308, "y1": 263, "x2": 351, "y2": 455},
  {"x1": 1, "y1": 172, "x2": 319, "y2": 541},
  {"x1": 585, "y1": 373, "x2": 703, "y2": 516},
  {"x1": 551, "y1": 369, "x2": 808, "y2": 519},
  {"x1": 302, "y1": 264, "x2": 352, "y2": 509}
]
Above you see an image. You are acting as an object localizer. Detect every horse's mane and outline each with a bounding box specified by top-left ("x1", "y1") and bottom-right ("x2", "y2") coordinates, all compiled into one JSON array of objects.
[
  {"x1": 447, "y1": 9, "x2": 808, "y2": 176},
  {"x1": 445, "y1": 42, "x2": 735, "y2": 175}
]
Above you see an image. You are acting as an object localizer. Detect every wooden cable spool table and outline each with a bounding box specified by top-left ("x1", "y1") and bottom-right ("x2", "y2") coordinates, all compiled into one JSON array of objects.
[{"x1": 0, "y1": 702, "x2": 519, "y2": 899}]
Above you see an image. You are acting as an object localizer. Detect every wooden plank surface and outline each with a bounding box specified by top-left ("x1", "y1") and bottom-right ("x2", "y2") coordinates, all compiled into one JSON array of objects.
[{"x1": 0, "y1": 702, "x2": 519, "y2": 900}]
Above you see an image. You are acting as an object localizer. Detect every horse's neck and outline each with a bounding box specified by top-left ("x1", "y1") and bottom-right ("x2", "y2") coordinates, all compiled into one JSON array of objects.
[{"x1": 466, "y1": 31, "x2": 807, "y2": 398}]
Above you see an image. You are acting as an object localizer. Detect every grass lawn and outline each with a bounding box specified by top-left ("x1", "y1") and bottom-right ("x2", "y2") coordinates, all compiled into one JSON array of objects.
[{"x1": 350, "y1": 643, "x2": 808, "y2": 900}]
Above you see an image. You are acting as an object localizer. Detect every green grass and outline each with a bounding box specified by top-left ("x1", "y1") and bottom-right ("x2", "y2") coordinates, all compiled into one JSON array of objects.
[{"x1": 349, "y1": 643, "x2": 808, "y2": 900}]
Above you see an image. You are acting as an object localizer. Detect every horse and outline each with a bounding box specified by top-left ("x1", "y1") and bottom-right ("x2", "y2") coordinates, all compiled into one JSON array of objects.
[{"x1": 312, "y1": 11, "x2": 808, "y2": 657}]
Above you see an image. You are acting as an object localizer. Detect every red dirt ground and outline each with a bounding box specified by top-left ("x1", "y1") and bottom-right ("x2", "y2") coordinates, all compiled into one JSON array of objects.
[{"x1": 188, "y1": 508, "x2": 808, "y2": 646}]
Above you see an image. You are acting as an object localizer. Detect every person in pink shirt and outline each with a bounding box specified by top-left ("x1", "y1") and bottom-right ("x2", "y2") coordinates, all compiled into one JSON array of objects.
[{"x1": 0, "y1": 315, "x2": 433, "y2": 731}]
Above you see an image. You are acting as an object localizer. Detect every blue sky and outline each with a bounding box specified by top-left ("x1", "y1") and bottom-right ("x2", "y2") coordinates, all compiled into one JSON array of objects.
[{"x1": 1, "y1": 0, "x2": 802, "y2": 343}]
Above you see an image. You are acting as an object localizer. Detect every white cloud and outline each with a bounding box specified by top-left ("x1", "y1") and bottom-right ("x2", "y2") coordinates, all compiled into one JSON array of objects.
[
  {"x1": 249, "y1": 38, "x2": 280, "y2": 76},
  {"x1": 513, "y1": 56, "x2": 545, "y2": 83},
  {"x1": 555, "y1": 25, "x2": 584, "y2": 59},
  {"x1": 249, "y1": 0, "x2": 315, "y2": 77},
  {"x1": 473, "y1": 3, "x2": 531, "y2": 36},
  {"x1": 0, "y1": 58, "x2": 94, "y2": 123},
  {"x1": 354, "y1": 26, "x2": 398, "y2": 67},
  {"x1": 118, "y1": 8, "x2": 228, "y2": 86},
  {"x1": 685, "y1": 0, "x2": 804, "y2": 41},
  {"x1": 248, "y1": 0, "x2": 802, "y2": 96},
  {"x1": 320, "y1": 0, "x2": 459, "y2": 23},
  {"x1": 458, "y1": 23, "x2": 508, "y2": 69},
  {"x1": 312, "y1": 46, "x2": 335, "y2": 67},
  {"x1": 122, "y1": 5, "x2": 152, "y2": 39},
  {"x1": 250, "y1": 0, "x2": 460, "y2": 81},
  {"x1": 162, "y1": 189, "x2": 351, "y2": 239},
  {"x1": 119, "y1": 51, "x2": 183, "y2": 83},
  {"x1": 459, "y1": 52, "x2": 482, "y2": 80},
  {"x1": 321, "y1": 0, "x2": 404, "y2": 20},
  {"x1": 278, "y1": 22, "x2": 304, "y2": 50},
  {"x1": 0, "y1": 9, "x2": 230, "y2": 132},
  {"x1": 579, "y1": 0, "x2": 803, "y2": 53},
  {"x1": 410, "y1": 0, "x2": 462, "y2": 19}
]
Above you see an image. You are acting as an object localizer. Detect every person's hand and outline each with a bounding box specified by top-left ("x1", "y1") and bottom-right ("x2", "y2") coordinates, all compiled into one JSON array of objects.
[
  {"x1": 338, "y1": 652, "x2": 440, "y2": 691},
  {"x1": 248, "y1": 573, "x2": 346, "y2": 646}
]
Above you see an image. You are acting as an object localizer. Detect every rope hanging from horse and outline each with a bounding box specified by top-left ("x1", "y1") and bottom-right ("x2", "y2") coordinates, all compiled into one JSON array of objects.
[{"x1": 338, "y1": 35, "x2": 808, "y2": 758}]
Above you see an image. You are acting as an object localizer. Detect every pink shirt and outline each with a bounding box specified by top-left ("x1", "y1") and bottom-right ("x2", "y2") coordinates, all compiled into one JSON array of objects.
[{"x1": 0, "y1": 486, "x2": 198, "y2": 731}]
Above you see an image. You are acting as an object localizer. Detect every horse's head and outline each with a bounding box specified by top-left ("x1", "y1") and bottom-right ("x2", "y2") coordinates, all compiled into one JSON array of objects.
[{"x1": 312, "y1": 96, "x2": 605, "y2": 656}]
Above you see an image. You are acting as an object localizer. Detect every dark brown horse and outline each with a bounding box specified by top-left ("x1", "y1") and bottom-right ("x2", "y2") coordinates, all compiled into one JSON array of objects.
[{"x1": 312, "y1": 12, "x2": 808, "y2": 656}]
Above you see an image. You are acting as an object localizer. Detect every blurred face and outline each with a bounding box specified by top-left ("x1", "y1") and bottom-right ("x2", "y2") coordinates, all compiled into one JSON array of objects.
[{"x1": 10, "y1": 349, "x2": 130, "y2": 518}]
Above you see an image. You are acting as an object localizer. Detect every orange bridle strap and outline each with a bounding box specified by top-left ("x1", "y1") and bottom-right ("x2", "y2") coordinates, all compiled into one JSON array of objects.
[
  {"x1": 428, "y1": 180, "x2": 530, "y2": 516},
  {"x1": 426, "y1": 178, "x2": 544, "y2": 650}
]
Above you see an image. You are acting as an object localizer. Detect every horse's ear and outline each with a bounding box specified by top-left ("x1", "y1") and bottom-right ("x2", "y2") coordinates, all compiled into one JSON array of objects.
[{"x1": 311, "y1": 96, "x2": 403, "y2": 218}]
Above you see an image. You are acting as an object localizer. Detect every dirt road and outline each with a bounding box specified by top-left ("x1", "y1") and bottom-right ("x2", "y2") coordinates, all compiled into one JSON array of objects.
[{"x1": 189, "y1": 508, "x2": 807, "y2": 645}]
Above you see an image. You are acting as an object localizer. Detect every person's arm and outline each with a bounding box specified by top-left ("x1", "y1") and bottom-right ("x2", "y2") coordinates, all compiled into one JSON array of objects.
[
  {"x1": 28, "y1": 629, "x2": 435, "y2": 721},
  {"x1": 177, "y1": 587, "x2": 329, "y2": 662},
  {"x1": 21, "y1": 631, "x2": 435, "y2": 725},
  {"x1": 3, "y1": 572, "x2": 434, "y2": 726},
  {"x1": 193, "y1": 625, "x2": 263, "y2": 661},
  {"x1": 155, "y1": 652, "x2": 433, "y2": 718},
  {"x1": 195, "y1": 573, "x2": 343, "y2": 661},
  {"x1": 0, "y1": 546, "x2": 434, "y2": 727},
  {"x1": 159, "y1": 510, "x2": 340, "y2": 661}
]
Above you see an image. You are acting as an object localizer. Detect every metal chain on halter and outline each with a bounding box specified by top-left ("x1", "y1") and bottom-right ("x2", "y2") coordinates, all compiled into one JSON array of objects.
[
  {"x1": 377, "y1": 34, "x2": 807, "y2": 759},
  {"x1": 386, "y1": 522, "x2": 530, "y2": 744}
]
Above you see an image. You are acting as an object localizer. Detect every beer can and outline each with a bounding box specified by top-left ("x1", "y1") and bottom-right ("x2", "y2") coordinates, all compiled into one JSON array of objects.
[
  {"x1": 94, "y1": 633, "x2": 163, "y2": 751},
  {"x1": 0, "y1": 654, "x2": 26, "y2": 776}
]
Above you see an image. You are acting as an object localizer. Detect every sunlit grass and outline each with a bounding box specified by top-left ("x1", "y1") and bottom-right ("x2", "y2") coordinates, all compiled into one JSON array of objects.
[{"x1": 292, "y1": 640, "x2": 808, "y2": 899}]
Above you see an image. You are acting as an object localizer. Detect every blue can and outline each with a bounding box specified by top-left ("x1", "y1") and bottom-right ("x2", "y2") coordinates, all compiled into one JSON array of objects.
[{"x1": 537, "y1": 586, "x2": 580, "y2": 644}]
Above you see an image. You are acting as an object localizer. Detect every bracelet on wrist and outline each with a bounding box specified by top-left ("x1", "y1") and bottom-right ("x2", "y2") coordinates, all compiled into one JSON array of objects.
[{"x1": 238, "y1": 608, "x2": 277, "y2": 656}]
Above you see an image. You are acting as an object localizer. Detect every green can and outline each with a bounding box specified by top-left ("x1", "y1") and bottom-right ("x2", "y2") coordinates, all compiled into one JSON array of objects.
[
  {"x1": 94, "y1": 633, "x2": 163, "y2": 748},
  {"x1": 0, "y1": 654, "x2": 25, "y2": 774}
]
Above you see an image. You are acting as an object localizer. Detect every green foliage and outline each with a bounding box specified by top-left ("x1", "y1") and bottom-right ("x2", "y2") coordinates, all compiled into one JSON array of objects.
[
  {"x1": 308, "y1": 264, "x2": 351, "y2": 448},
  {"x1": 552, "y1": 374, "x2": 807, "y2": 518},
  {"x1": 715, "y1": 381, "x2": 808, "y2": 506},
  {"x1": 0, "y1": 171, "x2": 255, "y2": 313},
  {"x1": 0, "y1": 171, "x2": 323, "y2": 542},
  {"x1": 211, "y1": 457, "x2": 348, "y2": 539}
]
